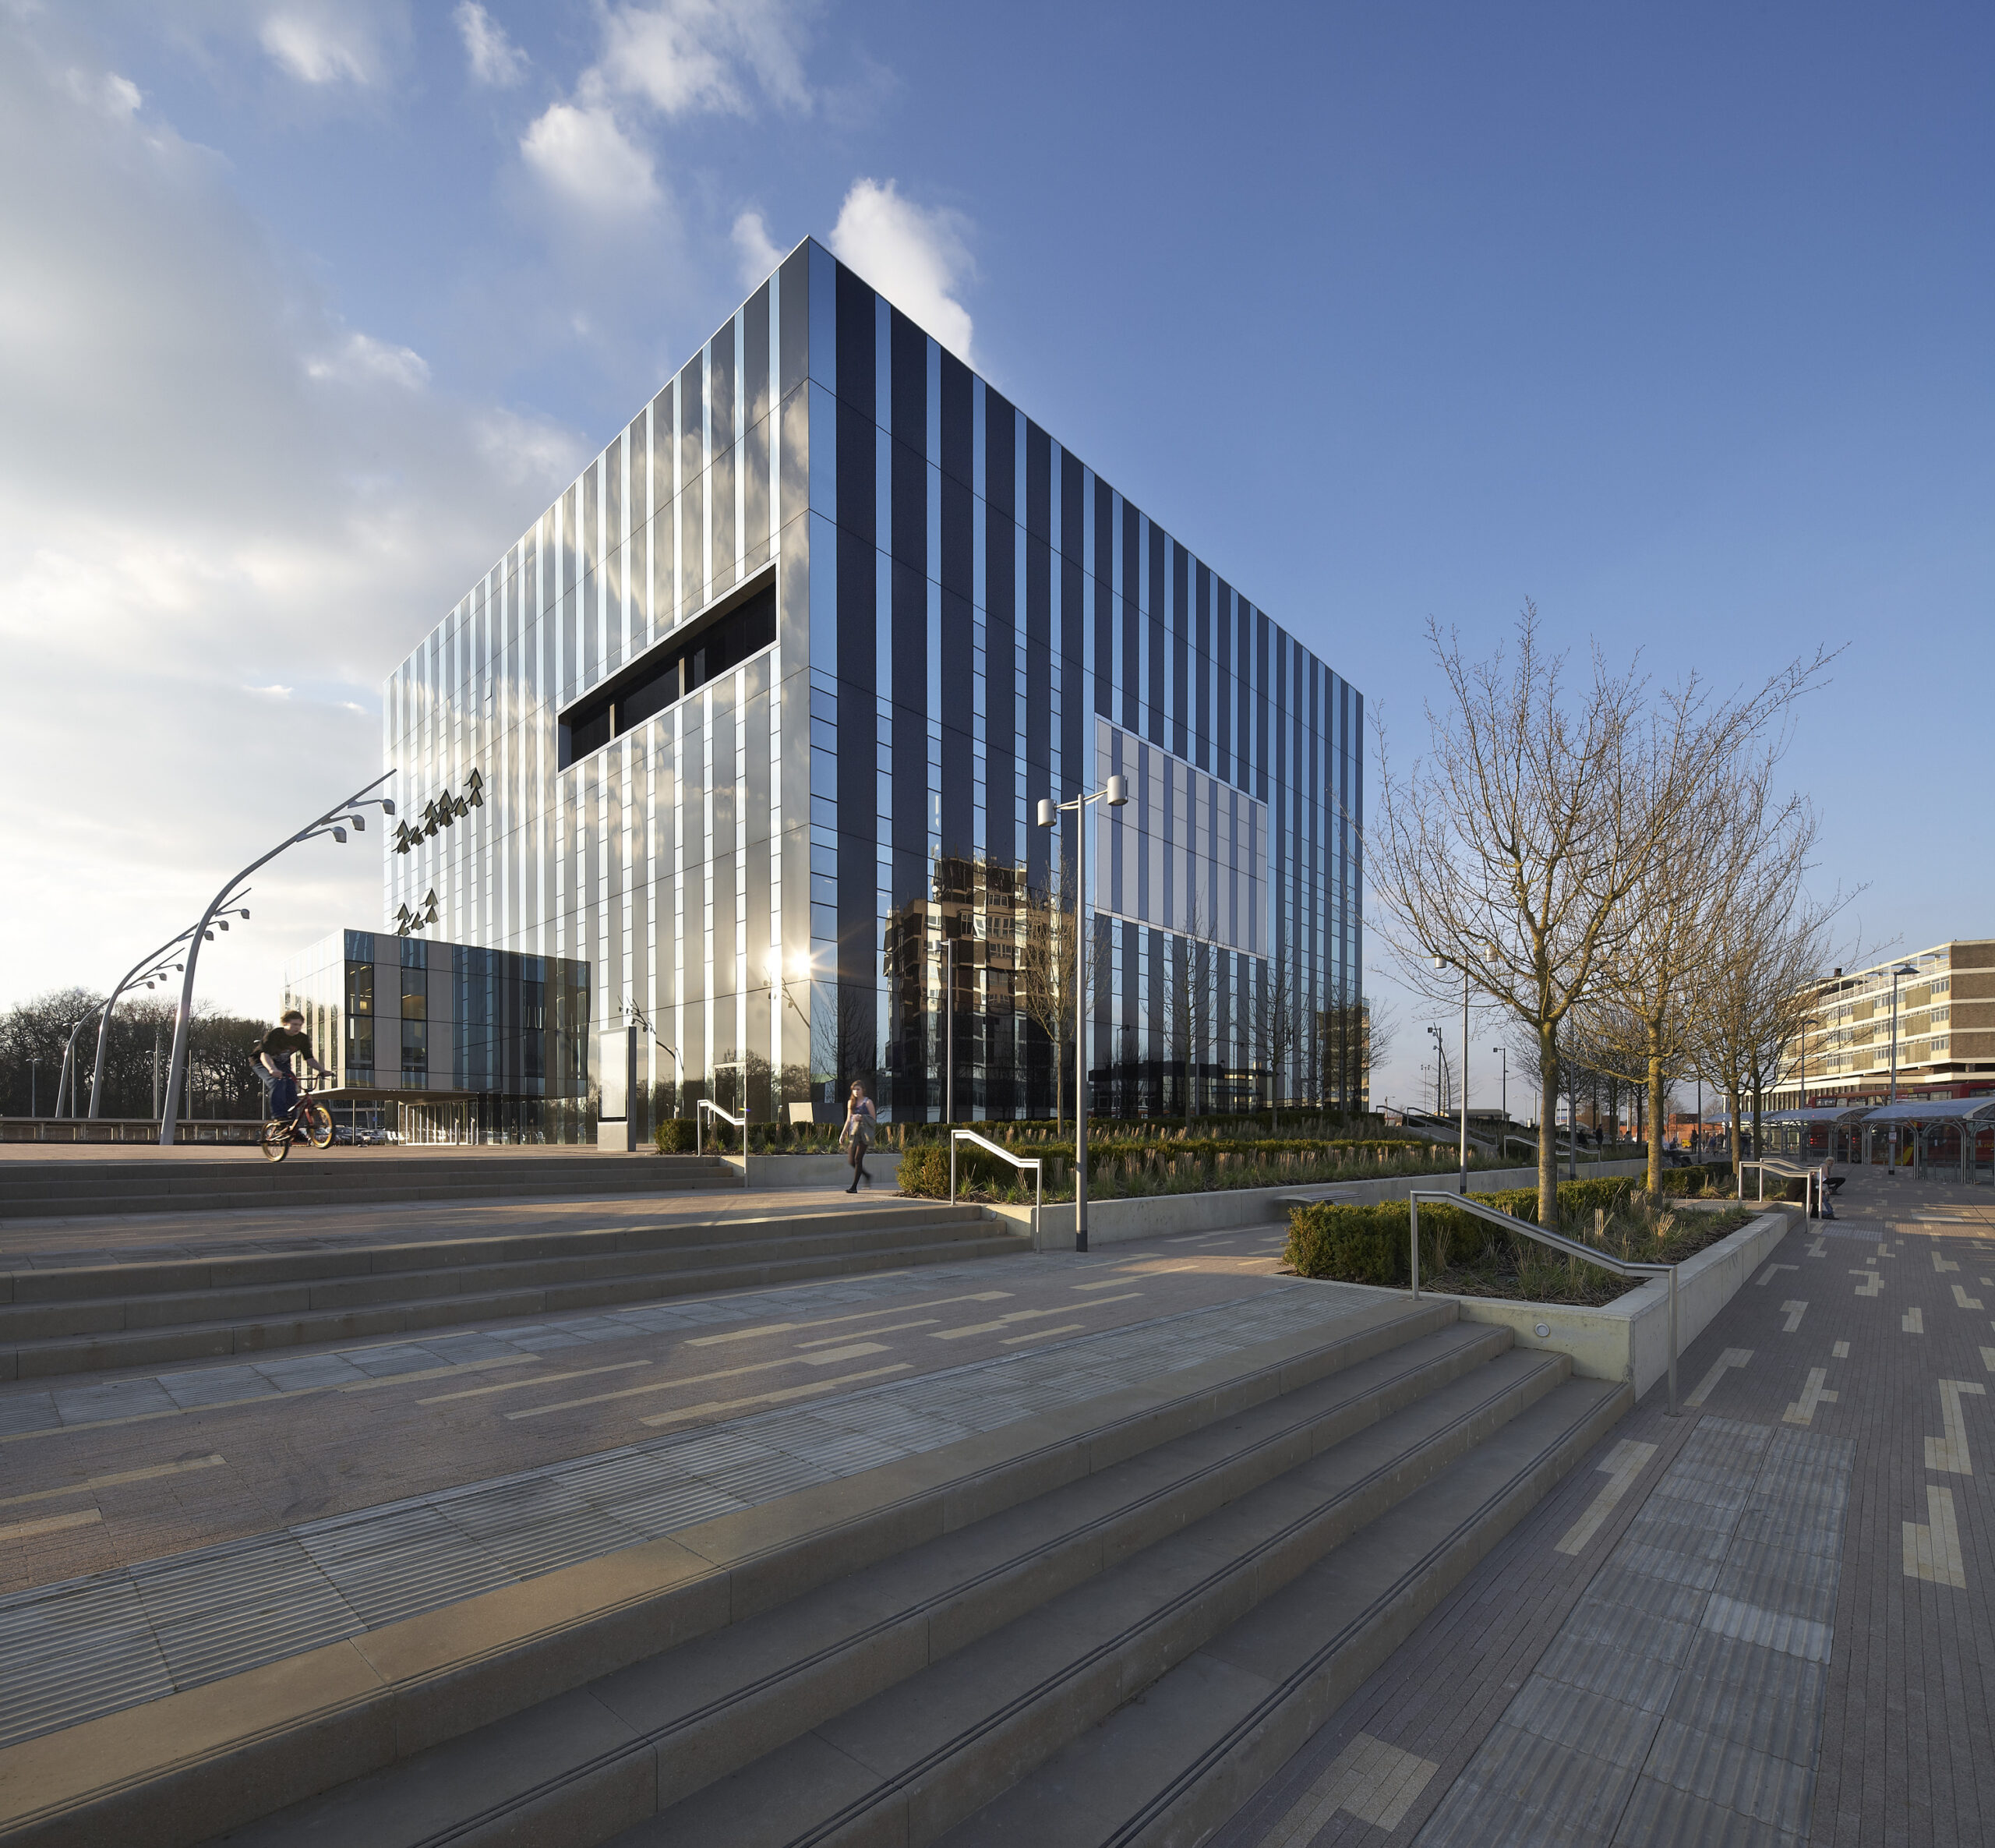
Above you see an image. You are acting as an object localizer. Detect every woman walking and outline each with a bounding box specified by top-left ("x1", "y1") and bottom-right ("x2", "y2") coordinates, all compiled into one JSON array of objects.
[{"x1": 840, "y1": 1081, "x2": 877, "y2": 1192}]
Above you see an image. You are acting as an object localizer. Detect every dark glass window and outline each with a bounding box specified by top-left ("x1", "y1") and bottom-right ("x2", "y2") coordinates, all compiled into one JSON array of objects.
[
  {"x1": 348, "y1": 1016, "x2": 375, "y2": 1071},
  {"x1": 556, "y1": 572, "x2": 776, "y2": 768},
  {"x1": 401, "y1": 1018, "x2": 427, "y2": 1073},
  {"x1": 347, "y1": 963, "x2": 373, "y2": 1016},
  {"x1": 401, "y1": 967, "x2": 426, "y2": 1021}
]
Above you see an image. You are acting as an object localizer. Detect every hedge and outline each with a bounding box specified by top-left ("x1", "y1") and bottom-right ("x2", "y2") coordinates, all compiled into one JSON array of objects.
[
  {"x1": 653, "y1": 1118, "x2": 697, "y2": 1153},
  {"x1": 1283, "y1": 1174, "x2": 1651, "y2": 1285}
]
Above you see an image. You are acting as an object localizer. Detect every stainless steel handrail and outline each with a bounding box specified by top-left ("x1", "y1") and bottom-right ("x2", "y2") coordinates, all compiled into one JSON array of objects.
[
  {"x1": 1407, "y1": 1189, "x2": 1681, "y2": 1417},
  {"x1": 950, "y1": 1129, "x2": 1043, "y2": 1246},
  {"x1": 1740, "y1": 1157, "x2": 1824, "y2": 1214},
  {"x1": 695, "y1": 1097, "x2": 745, "y2": 1157}
]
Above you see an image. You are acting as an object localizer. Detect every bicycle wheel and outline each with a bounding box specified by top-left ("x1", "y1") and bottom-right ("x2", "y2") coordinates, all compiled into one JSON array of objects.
[
  {"x1": 302, "y1": 1103, "x2": 334, "y2": 1150},
  {"x1": 260, "y1": 1117, "x2": 292, "y2": 1162}
]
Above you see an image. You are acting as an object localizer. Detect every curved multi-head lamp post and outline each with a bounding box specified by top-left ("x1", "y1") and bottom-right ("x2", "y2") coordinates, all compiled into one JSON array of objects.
[
  {"x1": 159, "y1": 773, "x2": 397, "y2": 1146},
  {"x1": 80, "y1": 906, "x2": 250, "y2": 1119},
  {"x1": 54, "y1": 931, "x2": 206, "y2": 1119},
  {"x1": 1033, "y1": 772, "x2": 1128, "y2": 1253}
]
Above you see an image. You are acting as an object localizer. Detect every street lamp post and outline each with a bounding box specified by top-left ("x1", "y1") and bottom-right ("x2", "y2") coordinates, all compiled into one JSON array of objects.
[
  {"x1": 1035, "y1": 772, "x2": 1128, "y2": 1253},
  {"x1": 161, "y1": 774, "x2": 396, "y2": 1146},
  {"x1": 1887, "y1": 960, "x2": 1916, "y2": 1174},
  {"x1": 87, "y1": 909, "x2": 250, "y2": 1119},
  {"x1": 1431, "y1": 946, "x2": 1491, "y2": 1196},
  {"x1": 943, "y1": 934, "x2": 956, "y2": 1129}
]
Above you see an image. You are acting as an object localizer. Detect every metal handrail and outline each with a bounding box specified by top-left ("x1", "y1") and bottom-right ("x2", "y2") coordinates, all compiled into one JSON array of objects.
[
  {"x1": 1740, "y1": 1157, "x2": 1824, "y2": 1214},
  {"x1": 695, "y1": 1097, "x2": 745, "y2": 1156},
  {"x1": 1408, "y1": 1190, "x2": 1681, "y2": 1417},
  {"x1": 950, "y1": 1129, "x2": 1043, "y2": 1245}
]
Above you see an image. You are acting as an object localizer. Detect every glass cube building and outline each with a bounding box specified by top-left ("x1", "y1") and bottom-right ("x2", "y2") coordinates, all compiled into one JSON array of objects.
[
  {"x1": 383, "y1": 239, "x2": 1364, "y2": 1136},
  {"x1": 283, "y1": 930, "x2": 591, "y2": 1139}
]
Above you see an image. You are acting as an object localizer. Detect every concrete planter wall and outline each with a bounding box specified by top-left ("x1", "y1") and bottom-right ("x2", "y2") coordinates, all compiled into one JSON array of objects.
[
  {"x1": 720, "y1": 1151, "x2": 903, "y2": 1189},
  {"x1": 1438, "y1": 1203, "x2": 1799, "y2": 1397},
  {"x1": 983, "y1": 1157, "x2": 1651, "y2": 1253}
]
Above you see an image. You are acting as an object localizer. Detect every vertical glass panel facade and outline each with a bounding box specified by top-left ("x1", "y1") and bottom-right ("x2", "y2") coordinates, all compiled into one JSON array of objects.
[{"x1": 381, "y1": 239, "x2": 1364, "y2": 1133}]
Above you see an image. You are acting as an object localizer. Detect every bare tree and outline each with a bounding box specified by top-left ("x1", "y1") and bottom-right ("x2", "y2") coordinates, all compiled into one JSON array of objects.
[
  {"x1": 1017, "y1": 856, "x2": 1082, "y2": 1128},
  {"x1": 1690, "y1": 805, "x2": 1855, "y2": 1175},
  {"x1": 1591, "y1": 737, "x2": 1812, "y2": 1192},
  {"x1": 1372, "y1": 604, "x2": 1830, "y2": 1227}
]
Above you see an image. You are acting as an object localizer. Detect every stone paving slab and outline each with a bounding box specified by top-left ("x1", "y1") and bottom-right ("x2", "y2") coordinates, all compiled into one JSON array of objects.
[
  {"x1": 0, "y1": 1273, "x2": 1379, "y2": 1753},
  {"x1": 1209, "y1": 1169, "x2": 1995, "y2": 1848},
  {"x1": 0, "y1": 1181, "x2": 929, "y2": 1268}
]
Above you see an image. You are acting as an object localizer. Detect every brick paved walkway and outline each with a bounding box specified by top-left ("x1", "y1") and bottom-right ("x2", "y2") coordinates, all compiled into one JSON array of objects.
[{"x1": 1213, "y1": 1168, "x2": 1995, "y2": 1847}]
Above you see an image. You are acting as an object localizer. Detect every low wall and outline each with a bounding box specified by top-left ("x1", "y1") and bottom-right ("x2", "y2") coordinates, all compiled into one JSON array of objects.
[
  {"x1": 985, "y1": 1157, "x2": 1652, "y2": 1253},
  {"x1": 721, "y1": 1151, "x2": 904, "y2": 1189},
  {"x1": 1439, "y1": 1203, "x2": 1800, "y2": 1397}
]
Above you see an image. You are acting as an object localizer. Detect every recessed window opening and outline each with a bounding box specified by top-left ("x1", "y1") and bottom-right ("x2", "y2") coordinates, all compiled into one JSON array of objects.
[{"x1": 559, "y1": 570, "x2": 776, "y2": 770}]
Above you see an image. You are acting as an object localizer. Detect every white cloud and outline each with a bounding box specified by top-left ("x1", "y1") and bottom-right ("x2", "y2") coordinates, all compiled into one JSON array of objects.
[
  {"x1": 828, "y1": 178, "x2": 974, "y2": 359},
  {"x1": 520, "y1": 101, "x2": 660, "y2": 216},
  {"x1": 0, "y1": 16, "x2": 584, "y2": 1020},
  {"x1": 257, "y1": 9, "x2": 380, "y2": 86},
  {"x1": 454, "y1": 1, "x2": 525, "y2": 87},
  {"x1": 597, "y1": 0, "x2": 811, "y2": 117},
  {"x1": 305, "y1": 330, "x2": 430, "y2": 390},
  {"x1": 730, "y1": 210, "x2": 784, "y2": 286}
]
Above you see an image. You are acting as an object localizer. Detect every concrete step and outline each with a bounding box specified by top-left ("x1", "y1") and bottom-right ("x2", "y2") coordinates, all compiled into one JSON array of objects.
[
  {"x1": 0, "y1": 1296, "x2": 1461, "y2": 1848},
  {"x1": 616, "y1": 1352, "x2": 1587, "y2": 1848},
  {"x1": 0, "y1": 1207, "x2": 1019, "y2": 1380},
  {"x1": 158, "y1": 1306, "x2": 1620, "y2": 1848},
  {"x1": 937, "y1": 1376, "x2": 1628, "y2": 1848},
  {"x1": 0, "y1": 1156, "x2": 746, "y2": 1221}
]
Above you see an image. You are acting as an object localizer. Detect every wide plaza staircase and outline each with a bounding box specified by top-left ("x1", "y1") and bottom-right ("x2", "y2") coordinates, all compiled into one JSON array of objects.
[
  {"x1": 0, "y1": 1151, "x2": 743, "y2": 1224},
  {"x1": 0, "y1": 1294, "x2": 1627, "y2": 1847},
  {"x1": 0, "y1": 1200, "x2": 1020, "y2": 1380}
]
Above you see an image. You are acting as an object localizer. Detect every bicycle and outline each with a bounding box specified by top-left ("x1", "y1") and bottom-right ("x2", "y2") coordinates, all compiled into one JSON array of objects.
[{"x1": 260, "y1": 1087, "x2": 334, "y2": 1161}]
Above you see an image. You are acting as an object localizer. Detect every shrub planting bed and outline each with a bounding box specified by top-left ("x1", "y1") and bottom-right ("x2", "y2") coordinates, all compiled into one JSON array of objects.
[
  {"x1": 1283, "y1": 1178, "x2": 1756, "y2": 1306},
  {"x1": 895, "y1": 1132, "x2": 1484, "y2": 1203}
]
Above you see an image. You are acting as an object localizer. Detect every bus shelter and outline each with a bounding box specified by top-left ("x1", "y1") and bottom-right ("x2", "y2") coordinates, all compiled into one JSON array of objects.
[
  {"x1": 1763, "y1": 1106, "x2": 1872, "y2": 1165},
  {"x1": 1858, "y1": 1098, "x2": 1995, "y2": 1184}
]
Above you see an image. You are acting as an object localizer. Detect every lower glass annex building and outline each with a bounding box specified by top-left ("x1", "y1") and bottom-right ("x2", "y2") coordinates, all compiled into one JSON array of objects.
[{"x1": 383, "y1": 239, "x2": 1365, "y2": 1136}]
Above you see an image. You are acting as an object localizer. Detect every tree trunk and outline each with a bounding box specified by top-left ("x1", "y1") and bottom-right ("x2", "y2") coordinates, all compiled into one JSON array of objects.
[
  {"x1": 1538, "y1": 1023, "x2": 1561, "y2": 1228},
  {"x1": 1728, "y1": 1087, "x2": 1743, "y2": 1178},
  {"x1": 1647, "y1": 1016, "x2": 1666, "y2": 1197}
]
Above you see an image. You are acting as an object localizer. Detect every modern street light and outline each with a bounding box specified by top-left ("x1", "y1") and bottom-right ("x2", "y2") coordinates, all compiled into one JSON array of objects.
[
  {"x1": 55, "y1": 944, "x2": 192, "y2": 1122},
  {"x1": 1035, "y1": 771, "x2": 1128, "y2": 1253},
  {"x1": 160, "y1": 773, "x2": 396, "y2": 1146},
  {"x1": 1430, "y1": 943, "x2": 1495, "y2": 1195},
  {"x1": 941, "y1": 932, "x2": 957, "y2": 1130},
  {"x1": 84, "y1": 906, "x2": 250, "y2": 1119},
  {"x1": 1887, "y1": 960, "x2": 1917, "y2": 1173},
  {"x1": 1491, "y1": 1045, "x2": 1508, "y2": 1140}
]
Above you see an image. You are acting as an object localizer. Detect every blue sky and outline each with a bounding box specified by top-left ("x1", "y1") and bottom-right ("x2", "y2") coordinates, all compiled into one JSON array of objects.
[{"x1": 2, "y1": 2, "x2": 1987, "y2": 1111}]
